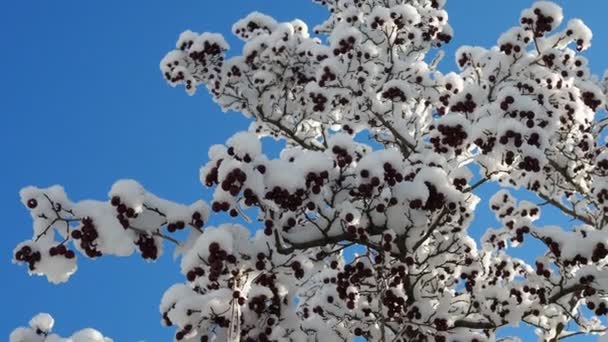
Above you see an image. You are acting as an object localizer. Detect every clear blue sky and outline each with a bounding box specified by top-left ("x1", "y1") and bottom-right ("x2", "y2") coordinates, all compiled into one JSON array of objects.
[{"x1": 1, "y1": 1, "x2": 607, "y2": 341}]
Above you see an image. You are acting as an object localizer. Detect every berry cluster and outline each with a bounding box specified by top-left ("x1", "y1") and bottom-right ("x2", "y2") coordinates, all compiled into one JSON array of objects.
[
  {"x1": 220, "y1": 168, "x2": 247, "y2": 197},
  {"x1": 49, "y1": 244, "x2": 75, "y2": 259},
  {"x1": 264, "y1": 186, "x2": 306, "y2": 213},
  {"x1": 381, "y1": 162, "x2": 405, "y2": 186},
  {"x1": 227, "y1": 65, "x2": 242, "y2": 78},
  {"x1": 406, "y1": 306, "x2": 422, "y2": 320},
  {"x1": 186, "y1": 267, "x2": 205, "y2": 282},
  {"x1": 431, "y1": 123, "x2": 468, "y2": 154},
  {"x1": 341, "y1": 14, "x2": 359, "y2": 24},
  {"x1": 191, "y1": 211, "x2": 205, "y2": 229},
  {"x1": 167, "y1": 220, "x2": 186, "y2": 233},
  {"x1": 305, "y1": 170, "x2": 329, "y2": 195},
  {"x1": 71, "y1": 217, "x2": 102, "y2": 258},
  {"x1": 522, "y1": 7, "x2": 557, "y2": 38},
  {"x1": 499, "y1": 95, "x2": 515, "y2": 111},
  {"x1": 588, "y1": 301, "x2": 608, "y2": 316},
  {"x1": 234, "y1": 19, "x2": 271, "y2": 40},
  {"x1": 255, "y1": 252, "x2": 267, "y2": 271},
  {"x1": 508, "y1": 288, "x2": 524, "y2": 304},
  {"x1": 246, "y1": 277, "x2": 282, "y2": 335},
  {"x1": 521, "y1": 285, "x2": 548, "y2": 305},
  {"x1": 401, "y1": 324, "x2": 431, "y2": 341},
  {"x1": 457, "y1": 53, "x2": 470, "y2": 68},
  {"x1": 499, "y1": 42, "x2": 522, "y2": 56},
  {"x1": 335, "y1": 261, "x2": 372, "y2": 310},
  {"x1": 178, "y1": 38, "x2": 193, "y2": 51},
  {"x1": 434, "y1": 318, "x2": 449, "y2": 331},
  {"x1": 423, "y1": 182, "x2": 446, "y2": 211},
  {"x1": 527, "y1": 132, "x2": 541, "y2": 147},
  {"x1": 485, "y1": 260, "x2": 511, "y2": 286},
  {"x1": 592, "y1": 243, "x2": 608, "y2": 262},
  {"x1": 499, "y1": 129, "x2": 523, "y2": 147},
  {"x1": 332, "y1": 96, "x2": 351, "y2": 110},
  {"x1": 332, "y1": 36, "x2": 356, "y2": 56},
  {"x1": 355, "y1": 174, "x2": 381, "y2": 198},
  {"x1": 227, "y1": 146, "x2": 253, "y2": 163},
  {"x1": 309, "y1": 91, "x2": 328, "y2": 112},
  {"x1": 487, "y1": 234, "x2": 507, "y2": 250},
  {"x1": 203, "y1": 159, "x2": 222, "y2": 187},
  {"x1": 487, "y1": 299, "x2": 512, "y2": 319},
  {"x1": 390, "y1": 11, "x2": 415, "y2": 32},
  {"x1": 535, "y1": 261, "x2": 551, "y2": 278},
  {"x1": 332, "y1": 145, "x2": 353, "y2": 168},
  {"x1": 15, "y1": 245, "x2": 41, "y2": 271},
  {"x1": 174, "y1": 323, "x2": 193, "y2": 340},
  {"x1": 450, "y1": 93, "x2": 477, "y2": 114},
  {"x1": 245, "y1": 49, "x2": 258, "y2": 66},
  {"x1": 111, "y1": 196, "x2": 137, "y2": 229},
  {"x1": 564, "y1": 254, "x2": 589, "y2": 267},
  {"x1": 582, "y1": 91, "x2": 601, "y2": 111},
  {"x1": 318, "y1": 66, "x2": 337, "y2": 87},
  {"x1": 452, "y1": 177, "x2": 467, "y2": 191},
  {"x1": 163, "y1": 62, "x2": 184, "y2": 83},
  {"x1": 461, "y1": 268, "x2": 479, "y2": 292},
  {"x1": 597, "y1": 188, "x2": 608, "y2": 209},
  {"x1": 189, "y1": 41, "x2": 223, "y2": 63},
  {"x1": 370, "y1": 16, "x2": 385, "y2": 30},
  {"x1": 580, "y1": 274, "x2": 595, "y2": 286},
  {"x1": 290, "y1": 260, "x2": 304, "y2": 279},
  {"x1": 135, "y1": 234, "x2": 158, "y2": 260},
  {"x1": 382, "y1": 289, "x2": 407, "y2": 318},
  {"x1": 211, "y1": 201, "x2": 234, "y2": 216},
  {"x1": 474, "y1": 136, "x2": 497, "y2": 154},
  {"x1": 511, "y1": 225, "x2": 530, "y2": 243},
  {"x1": 518, "y1": 155, "x2": 541, "y2": 172},
  {"x1": 381, "y1": 87, "x2": 406, "y2": 102},
  {"x1": 231, "y1": 290, "x2": 246, "y2": 306},
  {"x1": 205, "y1": 242, "x2": 236, "y2": 285},
  {"x1": 542, "y1": 53, "x2": 556, "y2": 68},
  {"x1": 511, "y1": 109, "x2": 537, "y2": 128},
  {"x1": 437, "y1": 94, "x2": 451, "y2": 115},
  {"x1": 263, "y1": 220, "x2": 274, "y2": 236},
  {"x1": 248, "y1": 294, "x2": 269, "y2": 315}
]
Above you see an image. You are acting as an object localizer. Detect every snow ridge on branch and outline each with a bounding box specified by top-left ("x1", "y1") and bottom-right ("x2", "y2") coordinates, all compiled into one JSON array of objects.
[{"x1": 10, "y1": 313, "x2": 112, "y2": 342}]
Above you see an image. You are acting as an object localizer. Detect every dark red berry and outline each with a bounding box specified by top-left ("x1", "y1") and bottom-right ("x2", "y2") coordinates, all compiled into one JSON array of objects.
[{"x1": 27, "y1": 199, "x2": 38, "y2": 209}]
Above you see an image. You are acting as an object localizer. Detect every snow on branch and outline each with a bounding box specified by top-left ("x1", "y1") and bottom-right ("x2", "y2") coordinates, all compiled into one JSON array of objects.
[{"x1": 10, "y1": 313, "x2": 112, "y2": 342}]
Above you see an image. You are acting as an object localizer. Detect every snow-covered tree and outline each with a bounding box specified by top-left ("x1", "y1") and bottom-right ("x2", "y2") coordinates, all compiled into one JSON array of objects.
[{"x1": 12, "y1": 0, "x2": 608, "y2": 341}]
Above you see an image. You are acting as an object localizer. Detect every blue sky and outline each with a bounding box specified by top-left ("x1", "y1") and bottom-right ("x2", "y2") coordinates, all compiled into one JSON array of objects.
[{"x1": 1, "y1": 0, "x2": 607, "y2": 341}]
